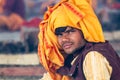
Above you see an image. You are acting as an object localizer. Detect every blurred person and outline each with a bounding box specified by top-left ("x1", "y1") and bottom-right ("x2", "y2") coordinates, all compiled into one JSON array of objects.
[
  {"x1": 91, "y1": 0, "x2": 97, "y2": 10},
  {"x1": 24, "y1": 0, "x2": 37, "y2": 17},
  {"x1": 0, "y1": 0, "x2": 25, "y2": 31},
  {"x1": 39, "y1": 0, "x2": 59, "y2": 15},
  {"x1": 97, "y1": 0, "x2": 120, "y2": 31},
  {"x1": 38, "y1": 0, "x2": 120, "y2": 80},
  {"x1": 95, "y1": 0, "x2": 112, "y2": 31},
  {"x1": 0, "y1": 0, "x2": 5, "y2": 13}
]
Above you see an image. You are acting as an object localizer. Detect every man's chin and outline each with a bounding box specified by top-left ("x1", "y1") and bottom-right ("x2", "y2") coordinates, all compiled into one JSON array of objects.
[
  {"x1": 64, "y1": 50, "x2": 74, "y2": 55},
  {"x1": 64, "y1": 48, "x2": 81, "y2": 55}
]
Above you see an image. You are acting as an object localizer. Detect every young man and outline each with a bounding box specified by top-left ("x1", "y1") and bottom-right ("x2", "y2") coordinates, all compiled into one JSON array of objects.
[{"x1": 38, "y1": 0, "x2": 120, "y2": 80}]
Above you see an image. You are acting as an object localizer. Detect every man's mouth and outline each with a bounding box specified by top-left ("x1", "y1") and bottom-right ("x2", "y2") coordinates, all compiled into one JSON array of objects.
[{"x1": 62, "y1": 43, "x2": 72, "y2": 49}]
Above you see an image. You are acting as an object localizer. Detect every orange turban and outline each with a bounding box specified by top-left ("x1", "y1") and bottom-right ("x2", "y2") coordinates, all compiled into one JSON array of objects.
[{"x1": 38, "y1": 0, "x2": 105, "y2": 80}]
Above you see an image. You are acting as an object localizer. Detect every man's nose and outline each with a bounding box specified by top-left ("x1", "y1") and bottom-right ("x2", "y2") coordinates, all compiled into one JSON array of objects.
[{"x1": 61, "y1": 33, "x2": 69, "y2": 41}]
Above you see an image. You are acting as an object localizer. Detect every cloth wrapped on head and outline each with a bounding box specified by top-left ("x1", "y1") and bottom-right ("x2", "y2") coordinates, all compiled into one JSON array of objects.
[{"x1": 38, "y1": 0, "x2": 105, "y2": 80}]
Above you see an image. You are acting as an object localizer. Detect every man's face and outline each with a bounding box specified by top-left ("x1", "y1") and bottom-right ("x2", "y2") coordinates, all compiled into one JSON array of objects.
[{"x1": 55, "y1": 27, "x2": 86, "y2": 55}]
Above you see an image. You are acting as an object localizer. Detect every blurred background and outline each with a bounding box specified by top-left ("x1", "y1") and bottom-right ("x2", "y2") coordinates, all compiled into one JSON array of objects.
[{"x1": 0, "y1": 0, "x2": 120, "y2": 80}]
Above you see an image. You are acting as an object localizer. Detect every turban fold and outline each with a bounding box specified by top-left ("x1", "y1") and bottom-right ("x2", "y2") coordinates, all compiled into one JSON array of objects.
[{"x1": 38, "y1": 0, "x2": 105, "y2": 80}]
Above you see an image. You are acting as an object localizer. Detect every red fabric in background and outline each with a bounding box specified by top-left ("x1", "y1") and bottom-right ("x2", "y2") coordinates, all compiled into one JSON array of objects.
[
  {"x1": 22, "y1": 17, "x2": 42, "y2": 28},
  {"x1": 111, "y1": 3, "x2": 120, "y2": 9}
]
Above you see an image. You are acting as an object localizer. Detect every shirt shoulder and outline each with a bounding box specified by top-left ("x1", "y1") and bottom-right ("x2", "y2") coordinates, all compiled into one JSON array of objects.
[{"x1": 83, "y1": 51, "x2": 112, "y2": 80}]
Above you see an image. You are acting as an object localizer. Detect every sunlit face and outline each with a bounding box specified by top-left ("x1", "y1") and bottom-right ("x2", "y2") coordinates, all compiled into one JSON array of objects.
[{"x1": 55, "y1": 27, "x2": 86, "y2": 55}]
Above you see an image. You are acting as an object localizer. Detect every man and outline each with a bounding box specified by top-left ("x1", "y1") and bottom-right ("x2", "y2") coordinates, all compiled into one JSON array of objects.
[{"x1": 38, "y1": 0, "x2": 120, "y2": 80}]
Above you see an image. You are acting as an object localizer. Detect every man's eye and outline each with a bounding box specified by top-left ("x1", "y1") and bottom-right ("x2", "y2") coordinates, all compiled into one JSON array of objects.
[{"x1": 66, "y1": 29, "x2": 75, "y2": 33}]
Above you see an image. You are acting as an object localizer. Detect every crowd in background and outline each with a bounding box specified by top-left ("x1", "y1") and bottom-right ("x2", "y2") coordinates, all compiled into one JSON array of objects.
[
  {"x1": 0, "y1": 0, "x2": 58, "y2": 31},
  {"x1": 0, "y1": 0, "x2": 59, "y2": 53},
  {"x1": 0, "y1": 0, "x2": 120, "y2": 31}
]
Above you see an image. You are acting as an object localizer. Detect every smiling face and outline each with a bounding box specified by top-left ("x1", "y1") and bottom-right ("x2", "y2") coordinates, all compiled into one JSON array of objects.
[{"x1": 55, "y1": 27, "x2": 86, "y2": 55}]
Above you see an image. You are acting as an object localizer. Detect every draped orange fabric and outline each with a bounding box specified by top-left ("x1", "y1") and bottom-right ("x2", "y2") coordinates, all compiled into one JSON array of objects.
[{"x1": 38, "y1": 0, "x2": 105, "y2": 80}]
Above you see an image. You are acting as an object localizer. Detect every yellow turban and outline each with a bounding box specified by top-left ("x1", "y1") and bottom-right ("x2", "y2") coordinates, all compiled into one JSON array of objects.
[{"x1": 38, "y1": 0, "x2": 105, "y2": 80}]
